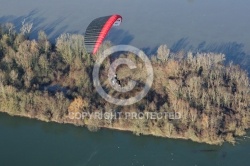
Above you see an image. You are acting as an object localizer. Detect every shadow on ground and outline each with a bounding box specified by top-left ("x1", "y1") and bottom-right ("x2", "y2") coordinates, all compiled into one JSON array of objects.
[
  {"x1": 106, "y1": 28, "x2": 134, "y2": 45},
  {"x1": 1, "y1": 12, "x2": 249, "y2": 73},
  {"x1": 0, "y1": 9, "x2": 68, "y2": 42},
  {"x1": 170, "y1": 37, "x2": 250, "y2": 73}
]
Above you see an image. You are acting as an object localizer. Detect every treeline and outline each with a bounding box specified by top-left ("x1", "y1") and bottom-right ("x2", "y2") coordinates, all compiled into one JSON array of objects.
[{"x1": 0, "y1": 23, "x2": 249, "y2": 145}]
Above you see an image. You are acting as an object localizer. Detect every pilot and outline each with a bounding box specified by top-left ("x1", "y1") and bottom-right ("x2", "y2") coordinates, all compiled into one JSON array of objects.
[{"x1": 112, "y1": 74, "x2": 121, "y2": 87}]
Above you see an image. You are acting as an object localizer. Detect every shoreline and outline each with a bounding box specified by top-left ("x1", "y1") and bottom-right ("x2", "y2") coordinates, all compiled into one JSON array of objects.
[{"x1": 0, "y1": 110, "x2": 223, "y2": 145}]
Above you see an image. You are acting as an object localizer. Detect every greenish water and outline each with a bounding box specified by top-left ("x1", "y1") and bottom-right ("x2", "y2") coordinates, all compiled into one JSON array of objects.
[{"x1": 0, "y1": 113, "x2": 249, "y2": 166}]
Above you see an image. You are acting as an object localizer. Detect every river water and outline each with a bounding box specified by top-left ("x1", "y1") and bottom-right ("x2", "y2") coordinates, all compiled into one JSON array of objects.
[
  {"x1": 0, "y1": 0, "x2": 250, "y2": 55},
  {"x1": 1, "y1": 0, "x2": 250, "y2": 165},
  {"x1": 0, "y1": 113, "x2": 250, "y2": 166}
]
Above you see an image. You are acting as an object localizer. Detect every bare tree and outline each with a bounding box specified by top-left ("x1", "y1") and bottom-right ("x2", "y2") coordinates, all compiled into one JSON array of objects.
[
  {"x1": 5, "y1": 23, "x2": 15, "y2": 35},
  {"x1": 20, "y1": 19, "x2": 33, "y2": 36}
]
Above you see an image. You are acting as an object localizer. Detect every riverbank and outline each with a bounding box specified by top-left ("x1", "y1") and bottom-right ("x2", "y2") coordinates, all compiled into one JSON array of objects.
[
  {"x1": 0, "y1": 110, "x2": 226, "y2": 145},
  {"x1": 2, "y1": 110, "x2": 250, "y2": 166}
]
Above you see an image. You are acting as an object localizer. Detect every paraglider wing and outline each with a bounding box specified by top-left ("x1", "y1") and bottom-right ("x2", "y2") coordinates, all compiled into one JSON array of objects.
[{"x1": 84, "y1": 14, "x2": 122, "y2": 54}]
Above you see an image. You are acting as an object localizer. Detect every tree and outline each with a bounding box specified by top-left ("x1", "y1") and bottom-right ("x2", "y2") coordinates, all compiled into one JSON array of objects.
[
  {"x1": 157, "y1": 44, "x2": 170, "y2": 62},
  {"x1": 56, "y1": 33, "x2": 85, "y2": 65},
  {"x1": 38, "y1": 31, "x2": 51, "y2": 54},
  {"x1": 20, "y1": 19, "x2": 33, "y2": 37}
]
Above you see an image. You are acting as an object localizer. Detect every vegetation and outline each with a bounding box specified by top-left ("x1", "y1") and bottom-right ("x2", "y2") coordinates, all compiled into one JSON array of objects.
[{"x1": 0, "y1": 23, "x2": 249, "y2": 145}]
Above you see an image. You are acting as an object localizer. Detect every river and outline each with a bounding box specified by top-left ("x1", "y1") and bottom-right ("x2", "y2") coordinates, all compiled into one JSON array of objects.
[
  {"x1": 0, "y1": 113, "x2": 250, "y2": 166},
  {"x1": 0, "y1": 0, "x2": 250, "y2": 55}
]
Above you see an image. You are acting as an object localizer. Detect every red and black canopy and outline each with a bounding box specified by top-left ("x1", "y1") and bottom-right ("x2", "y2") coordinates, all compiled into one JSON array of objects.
[{"x1": 84, "y1": 14, "x2": 122, "y2": 54}]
